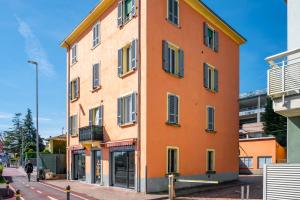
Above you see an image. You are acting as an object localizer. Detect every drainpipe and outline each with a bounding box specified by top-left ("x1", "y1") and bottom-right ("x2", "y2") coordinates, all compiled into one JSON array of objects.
[
  {"x1": 65, "y1": 41, "x2": 71, "y2": 180},
  {"x1": 137, "y1": 0, "x2": 142, "y2": 193}
]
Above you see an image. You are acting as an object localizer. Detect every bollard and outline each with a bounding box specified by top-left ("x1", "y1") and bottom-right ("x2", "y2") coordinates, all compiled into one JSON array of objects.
[
  {"x1": 241, "y1": 186, "x2": 244, "y2": 200},
  {"x1": 15, "y1": 189, "x2": 21, "y2": 200},
  {"x1": 168, "y1": 174, "x2": 176, "y2": 200},
  {"x1": 65, "y1": 185, "x2": 71, "y2": 200},
  {"x1": 6, "y1": 180, "x2": 10, "y2": 196},
  {"x1": 246, "y1": 185, "x2": 250, "y2": 199}
]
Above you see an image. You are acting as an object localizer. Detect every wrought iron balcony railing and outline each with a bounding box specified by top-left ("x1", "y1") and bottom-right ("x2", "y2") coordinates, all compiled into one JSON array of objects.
[
  {"x1": 79, "y1": 125, "x2": 103, "y2": 142},
  {"x1": 267, "y1": 48, "x2": 300, "y2": 97}
]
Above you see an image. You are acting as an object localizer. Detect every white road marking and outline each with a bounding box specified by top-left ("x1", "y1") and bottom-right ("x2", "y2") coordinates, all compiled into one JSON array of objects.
[
  {"x1": 36, "y1": 190, "x2": 42, "y2": 194},
  {"x1": 39, "y1": 182, "x2": 90, "y2": 200},
  {"x1": 47, "y1": 196, "x2": 58, "y2": 200}
]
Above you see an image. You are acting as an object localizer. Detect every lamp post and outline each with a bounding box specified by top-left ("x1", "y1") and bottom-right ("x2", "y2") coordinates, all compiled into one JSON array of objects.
[{"x1": 28, "y1": 60, "x2": 39, "y2": 182}]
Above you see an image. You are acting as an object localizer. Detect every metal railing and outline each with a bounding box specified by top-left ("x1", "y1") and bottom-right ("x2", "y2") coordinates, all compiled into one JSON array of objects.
[
  {"x1": 267, "y1": 48, "x2": 300, "y2": 97},
  {"x1": 79, "y1": 125, "x2": 103, "y2": 142},
  {"x1": 239, "y1": 107, "x2": 265, "y2": 116}
]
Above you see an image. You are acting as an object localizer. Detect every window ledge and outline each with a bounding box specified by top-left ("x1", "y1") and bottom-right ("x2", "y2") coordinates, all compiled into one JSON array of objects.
[
  {"x1": 166, "y1": 122, "x2": 181, "y2": 127},
  {"x1": 70, "y1": 97, "x2": 79, "y2": 103},
  {"x1": 71, "y1": 134, "x2": 78, "y2": 138},
  {"x1": 91, "y1": 43, "x2": 100, "y2": 50},
  {"x1": 206, "y1": 170, "x2": 216, "y2": 174},
  {"x1": 165, "y1": 18, "x2": 181, "y2": 29},
  {"x1": 71, "y1": 60, "x2": 78, "y2": 66},
  {"x1": 91, "y1": 86, "x2": 101, "y2": 93},
  {"x1": 165, "y1": 172, "x2": 180, "y2": 177},
  {"x1": 119, "y1": 121, "x2": 136, "y2": 128},
  {"x1": 205, "y1": 129, "x2": 217, "y2": 133},
  {"x1": 204, "y1": 87, "x2": 217, "y2": 93},
  {"x1": 164, "y1": 70, "x2": 183, "y2": 79},
  {"x1": 119, "y1": 13, "x2": 136, "y2": 29},
  {"x1": 119, "y1": 69, "x2": 136, "y2": 78}
]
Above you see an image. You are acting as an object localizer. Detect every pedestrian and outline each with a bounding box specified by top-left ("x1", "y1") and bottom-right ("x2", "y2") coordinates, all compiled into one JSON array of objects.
[{"x1": 24, "y1": 160, "x2": 33, "y2": 182}]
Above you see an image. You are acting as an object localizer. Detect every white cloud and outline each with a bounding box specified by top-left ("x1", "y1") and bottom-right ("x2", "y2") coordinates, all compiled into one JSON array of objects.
[
  {"x1": 16, "y1": 17, "x2": 55, "y2": 76},
  {"x1": 0, "y1": 112, "x2": 13, "y2": 120}
]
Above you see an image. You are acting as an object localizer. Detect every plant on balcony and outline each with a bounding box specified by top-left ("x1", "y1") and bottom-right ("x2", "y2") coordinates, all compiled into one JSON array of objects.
[{"x1": 262, "y1": 97, "x2": 287, "y2": 147}]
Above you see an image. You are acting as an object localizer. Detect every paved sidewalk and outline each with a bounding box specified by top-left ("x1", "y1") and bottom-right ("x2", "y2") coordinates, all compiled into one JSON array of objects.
[
  {"x1": 43, "y1": 180, "x2": 167, "y2": 200},
  {"x1": 3, "y1": 167, "x2": 26, "y2": 177}
]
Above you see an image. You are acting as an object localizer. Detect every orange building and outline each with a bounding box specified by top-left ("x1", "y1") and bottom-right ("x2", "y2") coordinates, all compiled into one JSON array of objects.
[
  {"x1": 239, "y1": 137, "x2": 286, "y2": 175},
  {"x1": 61, "y1": 0, "x2": 245, "y2": 192}
]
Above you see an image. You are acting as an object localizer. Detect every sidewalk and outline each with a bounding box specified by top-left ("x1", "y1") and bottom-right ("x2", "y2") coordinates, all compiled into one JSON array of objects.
[
  {"x1": 3, "y1": 167, "x2": 26, "y2": 177},
  {"x1": 43, "y1": 180, "x2": 167, "y2": 200}
]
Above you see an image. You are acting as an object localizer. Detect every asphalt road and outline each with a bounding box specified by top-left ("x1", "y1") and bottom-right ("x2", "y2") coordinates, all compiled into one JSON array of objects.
[{"x1": 10, "y1": 176, "x2": 89, "y2": 200}]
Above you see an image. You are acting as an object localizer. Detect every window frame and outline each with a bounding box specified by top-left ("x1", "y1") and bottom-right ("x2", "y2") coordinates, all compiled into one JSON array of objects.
[
  {"x1": 239, "y1": 157, "x2": 253, "y2": 169},
  {"x1": 257, "y1": 156, "x2": 272, "y2": 169},
  {"x1": 166, "y1": 146, "x2": 179, "y2": 174},
  {"x1": 92, "y1": 22, "x2": 100, "y2": 48},
  {"x1": 206, "y1": 106, "x2": 215, "y2": 132},
  {"x1": 167, "y1": 0, "x2": 180, "y2": 26},
  {"x1": 118, "y1": 91, "x2": 137, "y2": 126},
  {"x1": 204, "y1": 63, "x2": 218, "y2": 92},
  {"x1": 69, "y1": 114, "x2": 78, "y2": 136},
  {"x1": 92, "y1": 63, "x2": 100, "y2": 90},
  {"x1": 207, "y1": 25, "x2": 215, "y2": 49},
  {"x1": 70, "y1": 78, "x2": 79, "y2": 101},
  {"x1": 167, "y1": 93, "x2": 180, "y2": 126},
  {"x1": 71, "y1": 44, "x2": 77, "y2": 65},
  {"x1": 206, "y1": 149, "x2": 215, "y2": 172}
]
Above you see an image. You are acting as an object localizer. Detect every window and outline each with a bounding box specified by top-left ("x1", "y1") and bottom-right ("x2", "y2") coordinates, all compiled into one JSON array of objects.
[
  {"x1": 118, "y1": 40, "x2": 137, "y2": 77},
  {"x1": 117, "y1": 0, "x2": 136, "y2": 27},
  {"x1": 206, "y1": 150, "x2": 215, "y2": 172},
  {"x1": 167, "y1": 94, "x2": 179, "y2": 125},
  {"x1": 240, "y1": 157, "x2": 253, "y2": 168},
  {"x1": 71, "y1": 44, "x2": 77, "y2": 64},
  {"x1": 167, "y1": 147, "x2": 179, "y2": 174},
  {"x1": 70, "y1": 78, "x2": 79, "y2": 101},
  {"x1": 204, "y1": 23, "x2": 219, "y2": 52},
  {"x1": 89, "y1": 106, "x2": 103, "y2": 126},
  {"x1": 258, "y1": 157, "x2": 272, "y2": 169},
  {"x1": 92, "y1": 23, "x2": 100, "y2": 47},
  {"x1": 167, "y1": 0, "x2": 179, "y2": 25},
  {"x1": 206, "y1": 106, "x2": 215, "y2": 131},
  {"x1": 203, "y1": 63, "x2": 218, "y2": 92},
  {"x1": 162, "y1": 41, "x2": 184, "y2": 77},
  {"x1": 92, "y1": 63, "x2": 100, "y2": 89},
  {"x1": 69, "y1": 115, "x2": 78, "y2": 135},
  {"x1": 117, "y1": 92, "x2": 137, "y2": 126}
]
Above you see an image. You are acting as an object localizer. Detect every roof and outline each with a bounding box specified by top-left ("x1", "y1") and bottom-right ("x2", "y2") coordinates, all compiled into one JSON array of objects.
[
  {"x1": 239, "y1": 89, "x2": 267, "y2": 99},
  {"x1": 46, "y1": 134, "x2": 66, "y2": 141},
  {"x1": 60, "y1": 0, "x2": 246, "y2": 48}
]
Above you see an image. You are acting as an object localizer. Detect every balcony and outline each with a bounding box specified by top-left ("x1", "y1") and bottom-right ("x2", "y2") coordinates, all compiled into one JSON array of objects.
[
  {"x1": 267, "y1": 48, "x2": 300, "y2": 97},
  {"x1": 239, "y1": 107, "x2": 265, "y2": 117},
  {"x1": 79, "y1": 125, "x2": 103, "y2": 143}
]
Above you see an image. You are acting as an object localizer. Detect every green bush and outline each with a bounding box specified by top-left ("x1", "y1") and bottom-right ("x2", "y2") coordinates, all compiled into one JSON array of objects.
[
  {"x1": 43, "y1": 149, "x2": 51, "y2": 154},
  {"x1": 25, "y1": 152, "x2": 36, "y2": 159},
  {"x1": 0, "y1": 164, "x2": 3, "y2": 176}
]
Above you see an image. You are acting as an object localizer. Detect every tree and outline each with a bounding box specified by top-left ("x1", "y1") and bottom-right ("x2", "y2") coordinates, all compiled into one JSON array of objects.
[
  {"x1": 3, "y1": 113, "x2": 22, "y2": 155},
  {"x1": 262, "y1": 97, "x2": 287, "y2": 147},
  {"x1": 22, "y1": 109, "x2": 45, "y2": 152}
]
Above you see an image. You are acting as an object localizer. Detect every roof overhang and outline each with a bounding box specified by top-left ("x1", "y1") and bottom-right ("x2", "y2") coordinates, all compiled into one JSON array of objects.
[{"x1": 60, "y1": 0, "x2": 246, "y2": 48}]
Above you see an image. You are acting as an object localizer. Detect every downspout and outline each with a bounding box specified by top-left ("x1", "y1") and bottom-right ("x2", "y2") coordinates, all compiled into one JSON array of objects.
[
  {"x1": 137, "y1": 0, "x2": 142, "y2": 193},
  {"x1": 65, "y1": 41, "x2": 71, "y2": 180}
]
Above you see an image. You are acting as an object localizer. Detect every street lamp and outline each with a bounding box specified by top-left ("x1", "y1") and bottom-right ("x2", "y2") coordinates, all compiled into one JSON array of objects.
[{"x1": 28, "y1": 60, "x2": 39, "y2": 182}]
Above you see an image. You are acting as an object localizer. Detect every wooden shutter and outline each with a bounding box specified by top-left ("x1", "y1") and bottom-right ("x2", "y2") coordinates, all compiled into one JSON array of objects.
[
  {"x1": 131, "y1": 39, "x2": 137, "y2": 70},
  {"x1": 75, "y1": 78, "x2": 79, "y2": 98},
  {"x1": 131, "y1": 92, "x2": 136, "y2": 122},
  {"x1": 118, "y1": 48, "x2": 123, "y2": 76},
  {"x1": 93, "y1": 64, "x2": 99, "y2": 88},
  {"x1": 214, "y1": 31, "x2": 219, "y2": 52},
  {"x1": 99, "y1": 105, "x2": 103, "y2": 126},
  {"x1": 214, "y1": 69, "x2": 219, "y2": 92},
  {"x1": 131, "y1": 0, "x2": 136, "y2": 16},
  {"x1": 117, "y1": 0, "x2": 123, "y2": 27},
  {"x1": 173, "y1": 0, "x2": 179, "y2": 25},
  {"x1": 174, "y1": 96, "x2": 179, "y2": 124},
  {"x1": 168, "y1": 95, "x2": 175, "y2": 123},
  {"x1": 69, "y1": 82, "x2": 72, "y2": 100},
  {"x1": 203, "y1": 22, "x2": 208, "y2": 46},
  {"x1": 203, "y1": 63, "x2": 209, "y2": 88},
  {"x1": 117, "y1": 97, "x2": 123, "y2": 125},
  {"x1": 89, "y1": 109, "x2": 93, "y2": 126},
  {"x1": 178, "y1": 49, "x2": 184, "y2": 77},
  {"x1": 168, "y1": 0, "x2": 174, "y2": 22},
  {"x1": 162, "y1": 40, "x2": 170, "y2": 72}
]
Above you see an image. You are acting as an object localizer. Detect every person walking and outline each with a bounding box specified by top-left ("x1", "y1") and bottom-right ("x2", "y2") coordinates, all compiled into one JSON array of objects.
[{"x1": 24, "y1": 160, "x2": 33, "y2": 182}]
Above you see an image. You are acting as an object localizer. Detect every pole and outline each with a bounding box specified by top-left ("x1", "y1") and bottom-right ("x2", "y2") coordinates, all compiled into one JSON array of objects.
[
  {"x1": 241, "y1": 185, "x2": 244, "y2": 200},
  {"x1": 246, "y1": 185, "x2": 250, "y2": 199},
  {"x1": 36, "y1": 62, "x2": 39, "y2": 182}
]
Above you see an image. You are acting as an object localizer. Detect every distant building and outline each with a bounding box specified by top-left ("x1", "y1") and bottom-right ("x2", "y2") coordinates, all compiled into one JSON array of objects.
[
  {"x1": 238, "y1": 90, "x2": 286, "y2": 174},
  {"x1": 45, "y1": 134, "x2": 66, "y2": 154}
]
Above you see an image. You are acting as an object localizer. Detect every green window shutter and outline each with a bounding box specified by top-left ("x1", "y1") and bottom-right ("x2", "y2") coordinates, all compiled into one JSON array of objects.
[
  {"x1": 131, "y1": 39, "x2": 137, "y2": 70},
  {"x1": 117, "y1": 97, "x2": 123, "y2": 125},
  {"x1": 203, "y1": 63, "x2": 209, "y2": 88},
  {"x1": 214, "y1": 69, "x2": 219, "y2": 92},
  {"x1": 117, "y1": 0, "x2": 123, "y2": 27},
  {"x1": 131, "y1": 0, "x2": 136, "y2": 16},
  {"x1": 99, "y1": 105, "x2": 103, "y2": 126},
  {"x1": 203, "y1": 22, "x2": 208, "y2": 46},
  {"x1": 168, "y1": 0, "x2": 174, "y2": 22},
  {"x1": 118, "y1": 48, "x2": 123, "y2": 76},
  {"x1": 131, "y1": 92, "x2": 136, "y2": 122},
  {"x1": 89, "y1": 109, "x2": 93, "y2": 126},
  {"x1": 178, "y1": 49, "x2": 184, "y2": 77},
  {"x1": 214, "y1": 31, "x2": 219, "y2": 52},
  {"x1": 162, "y1": 40, "x2": 170, "y2": 72}
]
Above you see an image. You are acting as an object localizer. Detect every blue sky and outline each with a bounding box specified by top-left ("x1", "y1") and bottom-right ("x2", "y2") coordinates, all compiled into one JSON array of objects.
[{"x1": 0, "y1": 0, "x2": 287, "y2": 137}]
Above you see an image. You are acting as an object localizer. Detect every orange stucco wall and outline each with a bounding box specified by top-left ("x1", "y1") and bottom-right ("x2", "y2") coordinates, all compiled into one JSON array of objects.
[
  {"x1": 239, "y1": 138, "x2": 286, "y2": 172},
  {"x1": 146, "y1": 0, "x2": 240, "y2": 178}
]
